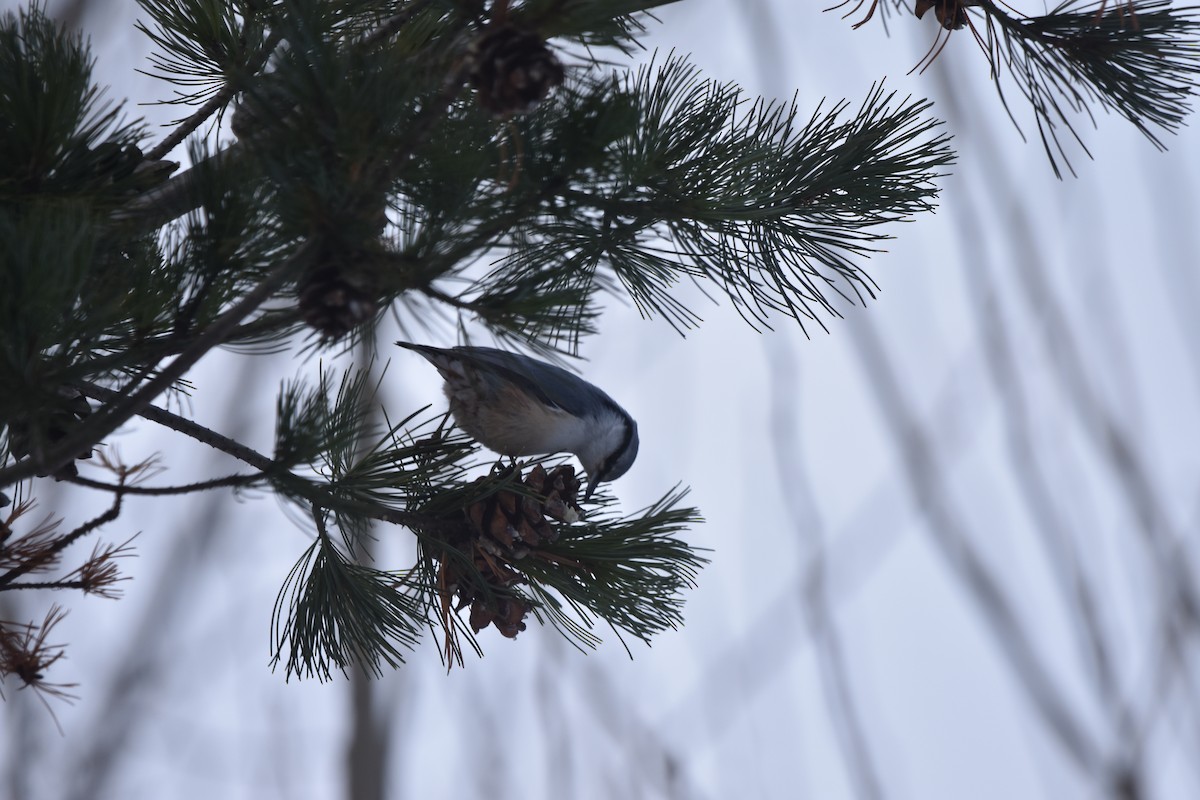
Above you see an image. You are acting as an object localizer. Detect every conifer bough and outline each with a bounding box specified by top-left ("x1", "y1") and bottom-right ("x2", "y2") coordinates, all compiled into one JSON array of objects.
[
  {"x1": 837, "y1": 0, "x2": 1200, "y2": 176},
  {"x1": 1, "y1": 0, "x2": 952, "y2": 691}
]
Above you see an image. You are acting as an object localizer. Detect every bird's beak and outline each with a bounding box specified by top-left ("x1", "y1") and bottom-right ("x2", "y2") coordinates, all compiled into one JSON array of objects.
[{"x1": 584, "y1": 473, "x2": 599, "y2": 503}]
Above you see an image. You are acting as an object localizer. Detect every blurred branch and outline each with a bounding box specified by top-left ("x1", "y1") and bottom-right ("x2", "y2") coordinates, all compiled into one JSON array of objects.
[
  {"x1": 997, "y1": 165, "x2": 1200, "y2": 785},
  {"x1": 344, "y1": 339, "x2": 394, "y2": 800},
  {"x1": 764, "y1": 337, "x2": 883, "y2": 800},
  {"x1": 562, "y1": 654, "x2": 719, "y2": 800},
  {"x1": 658, "y1": 336, "x2": 998, "y2": 767},
  {"x1": 739, "y1": 5, "x2": 887, "y2": 790},
  {"x1": 62, "y1": 455, "x2": 248, "y2": 800},
  {"x1": 930, "y1": 48, "x2": 1147, "y2": 750},
  {"x1": 845, "y1": 313, "x2": 1106, "y2": 777},
  {"x1": 968, "y1": 237, "x2": 1139, "y2": 747}
]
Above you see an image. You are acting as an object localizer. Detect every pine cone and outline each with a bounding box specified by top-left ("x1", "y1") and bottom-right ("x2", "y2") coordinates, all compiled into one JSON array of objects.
[
  {"x1": 468, "y1": 595, "x2": 531, "y2": 638},
  {"x1": 465, "y1": 463, "x2": 581, "y2": 550},
  {"x1": 467, "y1": 24, "x2": 565, "y2": 116},
  {"x1": 298, "y1": 259, "x2": 379, "y2": 340},
  {"x1": 5, "y1": 389, "x2": 94, "y2": 480},
  {"x1": 915, "y1": 0, "x2": 974, "y2": 29},
  {"x1": 435, "y1": 463, "x2": 583, "y2": 639}
]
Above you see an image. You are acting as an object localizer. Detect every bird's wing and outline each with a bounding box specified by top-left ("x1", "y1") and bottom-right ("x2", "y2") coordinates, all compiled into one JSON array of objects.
[{"x1": 398, "y1": 343, "x2": 603, "y2": 417}]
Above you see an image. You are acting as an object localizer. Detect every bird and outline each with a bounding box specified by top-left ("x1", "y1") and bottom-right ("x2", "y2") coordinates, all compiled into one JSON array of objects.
[{"x1": 398, "y1": 342, "x2": 638, "y2": 502}]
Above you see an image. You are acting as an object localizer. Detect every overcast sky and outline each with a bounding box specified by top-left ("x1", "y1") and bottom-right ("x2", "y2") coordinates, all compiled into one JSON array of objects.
[{"x1": 3, "y1": 2, "x2": 1199, "y2": 799}]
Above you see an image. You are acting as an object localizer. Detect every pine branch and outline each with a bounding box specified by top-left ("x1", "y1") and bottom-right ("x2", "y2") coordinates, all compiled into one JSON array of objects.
[
  {"x1": 142, "y1": 26, "x2": 286, "y2": 162},
  {"x1": 135, "y1": 0, "x2": 272, "y2": 111},
  {"x1": 66, "y1": 374, "x2": 499, "y2": 558},
  {"x1": 981, "y1": 0, "x2": 1200, "y2": 177},
  {"x1": 837, "y1": 1, "x2": 1200, "y2": 176},
  {"x1": 271, "y1": 461, "x2": 704, "y2": 678},
  {"x1": 0, "y1": 503, "x2": 65, "y2": 575},
  {"x1": 0, "y1": 5, "x2": 148, "y2": 200},
  {"x1": 0, "y1": 481, "x2": 124, "y2": 590},
  {"x1": 0, "y1": 605, "x2": 78, "y2": 714},
  {"x1": 520, "y1": 485, "x2": 705, "y2": 649},
  {"x1": 491, "y1": 59, "x2": 953, "y2": 336},
  {"x1": 116, "y1": 0, "x2": 473, "y2": 231},
  {"x1": 1, "y1": 0, "x2": 965, "y2": 688},
  {"x1": 270, "y1": 507, "x2": 425, "y2": 680},
  {"x1": 74, "y1": 380, "x2": 278, "y2": 474},
  {"x1": 3, "y1": 580, "x2": 92, "y2": 591},
  {"x1": 0, "y1": 246, "x2": 306, "y2": 488},
  {"x1": 71, "y1": 378, "x2": 472, "y2": 534},
  {"x1": 3, "y1": 537, "x2": 135, "y2": 598}
]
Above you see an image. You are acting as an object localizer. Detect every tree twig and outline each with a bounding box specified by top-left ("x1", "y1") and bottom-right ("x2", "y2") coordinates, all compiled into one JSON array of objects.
[
  {"x1": 67, "y1": 473, "x2": 260, "y2": 496},
  {"x1": 0, "y1": 246, "x2": 310, "y2": 490},
  {"x1": 0, "y1": 486, "x2": 125, "y2": 589},
  {"x1": 71, "y1": 382, "x2": 463, "y2": 535},
  {"x1": 1, "y1": 580, "x2": 90, "y2": 592},
  {"x1": 143, "y1": 27, "x2": 286, "y2": 163}
]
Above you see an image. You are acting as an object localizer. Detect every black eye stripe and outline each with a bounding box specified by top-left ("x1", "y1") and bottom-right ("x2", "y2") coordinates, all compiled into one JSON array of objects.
[{"x1": 597, "y1": 415, "x2": 635, "y2": 481}]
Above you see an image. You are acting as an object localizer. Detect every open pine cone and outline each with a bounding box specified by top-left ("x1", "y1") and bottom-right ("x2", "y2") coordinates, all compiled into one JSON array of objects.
[{"x1": 439, "y1": 463, "x2": 582, "y2": 638}]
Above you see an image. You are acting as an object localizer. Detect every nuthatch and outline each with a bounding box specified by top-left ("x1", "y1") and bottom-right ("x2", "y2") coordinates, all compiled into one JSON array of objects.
[{"x1": 399, "y1": 343, "x2": 638, "y2": 501}]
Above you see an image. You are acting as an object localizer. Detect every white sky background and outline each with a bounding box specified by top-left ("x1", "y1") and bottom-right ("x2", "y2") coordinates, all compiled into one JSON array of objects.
[{"x1": 2, "y1": 1, "x2": 1199, "y2": 799}]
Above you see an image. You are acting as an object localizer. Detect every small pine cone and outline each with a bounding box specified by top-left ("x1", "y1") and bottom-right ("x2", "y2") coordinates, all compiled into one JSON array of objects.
[
  {"x1": 511, "y1": 493, "x2": 553, "y2": 545},
  {"x1": 6, "y1": 389, "x2": 94, "y2": 479},
  {"x1": 546, "y1": 464, "x2": 581, "y2": 497},
  {"x1": 450, "y1": 460, "x2": 589, "y2": 640},
  {"x1": 914, "y1": 0, "x2": 972, "y2": 29},
  {"x1": 298, "y1": 261, "x2": 378, "y2": 339},
  {"x1": 465, "y1": 474, "x2": 528, "y2": 549},
  {"x1": 467, "y1": 24, "x2": 564, "y2": 116},
  {"x1": 469, "y1": 596, "x2": 531, "y2": 637}
]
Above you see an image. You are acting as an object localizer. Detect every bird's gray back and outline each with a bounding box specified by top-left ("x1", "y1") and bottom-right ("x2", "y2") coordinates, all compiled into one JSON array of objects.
[{"x1": 401, "y1": 344, "x2": 620, "y2": 420}]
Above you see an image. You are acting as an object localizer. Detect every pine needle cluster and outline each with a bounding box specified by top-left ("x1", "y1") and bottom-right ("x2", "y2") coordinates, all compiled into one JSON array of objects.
[{"x1": 835, "y1": 0, "x2": 1200, "y2": 176}]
